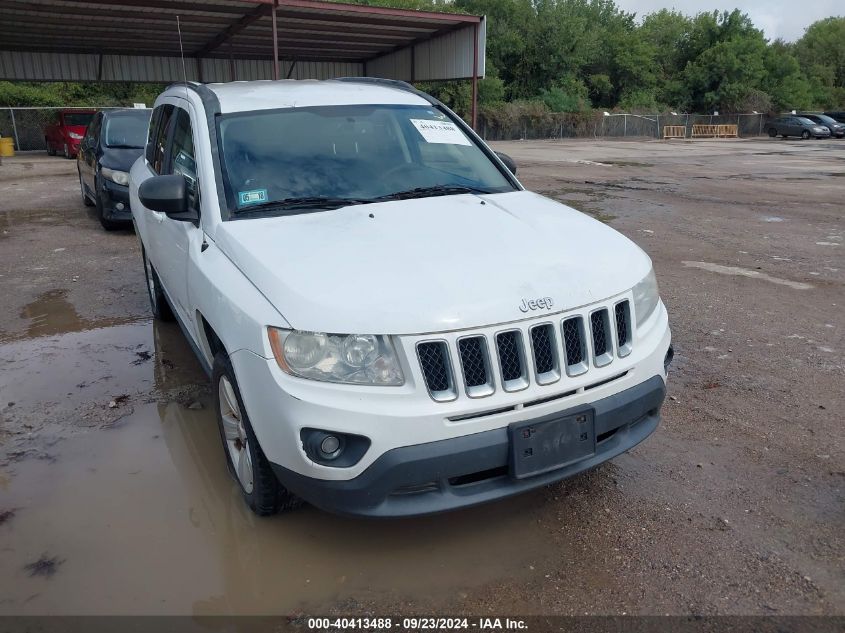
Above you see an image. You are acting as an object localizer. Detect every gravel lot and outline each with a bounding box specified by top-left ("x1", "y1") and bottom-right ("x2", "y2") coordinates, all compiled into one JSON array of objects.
[{"x1": 0, "y1": 139, "x2": 842, "y2": 616}]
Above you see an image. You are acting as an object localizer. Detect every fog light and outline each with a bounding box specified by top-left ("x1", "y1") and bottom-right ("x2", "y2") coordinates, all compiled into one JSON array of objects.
[
  {"x1": 320, "y1": 435, "x2": 341, "y2": 457},
  {"x1": 115, "y1": 202, "x2": 125, "y2": 211}
]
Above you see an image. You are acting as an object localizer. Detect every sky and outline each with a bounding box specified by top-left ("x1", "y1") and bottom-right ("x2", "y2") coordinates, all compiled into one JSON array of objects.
[{"x1": 614, "y1": 0, "x2": 841, "y2": 42}]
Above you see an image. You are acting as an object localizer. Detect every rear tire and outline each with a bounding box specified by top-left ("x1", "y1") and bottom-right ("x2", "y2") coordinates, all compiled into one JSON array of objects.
[
  {"x1": 801, "y1": 130, "x2": 810, "y2": 140},
  {"x1": 63, "y1": 143, "x2": 72, "y2": 159},
  {"x1": 142, "y1": 246, "x2": 175, "y2": 322},
  {"x1": 767, "y1": 128, "x2": 777, "y2": 138},
  {"x1": 46, "y1": 138, "x2": 56, "y2": 156},
  {"x1": 213, "y1": 352, "x2": 301, "y2": 516}
]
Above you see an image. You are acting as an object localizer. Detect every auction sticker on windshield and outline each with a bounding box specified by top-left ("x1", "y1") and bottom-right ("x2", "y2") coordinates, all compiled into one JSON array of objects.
[
  {"x1": 410, "y1": 119, "x2": 471, "y2": 145},
  {"x1": 238, "y1": 189, "x2": 268, "y2": 206}
]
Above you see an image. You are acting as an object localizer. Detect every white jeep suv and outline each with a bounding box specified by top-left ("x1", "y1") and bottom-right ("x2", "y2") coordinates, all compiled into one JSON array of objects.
[{"x1": 130, "y1": 79, "x2": 672, "y2": 517}]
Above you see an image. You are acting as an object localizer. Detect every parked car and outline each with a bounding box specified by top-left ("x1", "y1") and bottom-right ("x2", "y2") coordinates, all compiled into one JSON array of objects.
[
  {"x1": 78, "y1": 108, "x2": 151, "y2": 230},
  {"x1": 44, "y1": 109, "x2": 95, "y2": 158},
  {"x1": 823, "y1": 111, "x2": 845, "y2": 123},
  {"x1": 799, "y1": 113, "x2": 845, "y2": 138},
  {"x1": 767, "y1": 116, "x2": 831, "y2": 139},
  {"x1": 130, "y1": 80, "x2": 672, "y2": 518}
]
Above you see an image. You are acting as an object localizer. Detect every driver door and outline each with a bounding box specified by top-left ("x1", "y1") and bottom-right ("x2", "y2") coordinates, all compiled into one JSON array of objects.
[{"x1": 151, "y1": 104, "x2": 202, "y2": 323}]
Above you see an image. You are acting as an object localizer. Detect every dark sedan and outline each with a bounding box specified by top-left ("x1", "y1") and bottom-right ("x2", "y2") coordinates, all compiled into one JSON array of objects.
[
  {"x1": 800, "y1": 113, "x2": 845, "y2": 138},
  {"x1": 823, "y1": 111, "x2": 845, "y2": 123},
  {"x1": 767, "y1": 116, "x2": 831, "y2": 140},
  {"x1": 77, "y1": 108, "x2": 151, "y2": 230}
]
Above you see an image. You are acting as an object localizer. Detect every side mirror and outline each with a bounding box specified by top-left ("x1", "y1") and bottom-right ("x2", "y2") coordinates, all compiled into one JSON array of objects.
[
  {"x1": 139, "y1": 174, "x2": 195, "y2": 221},
  {"x1": 495, "y1": 151, "x2": 517, "y2": 176}
]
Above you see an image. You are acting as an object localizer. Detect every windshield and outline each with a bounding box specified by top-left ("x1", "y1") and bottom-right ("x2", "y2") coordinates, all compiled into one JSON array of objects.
[
  {"x1": 104, "y1": 111, "x2": 150, "y2": 148},
  {"x1": 797, "y1": 117, "x2": 817, "y2": 125},
  {"x1": 814, "y1": 114, "x2": 836, "y2": 124},
  {"x1": 63, "y1": 112, "x2": 94, "y2": 127},
  {"x1": 217, "y1": 104, "x2": 515, "y2": 215}
]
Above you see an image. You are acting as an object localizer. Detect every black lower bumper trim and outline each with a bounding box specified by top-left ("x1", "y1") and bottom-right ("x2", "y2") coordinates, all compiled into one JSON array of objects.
[{"x1": 271, "y1": 375, "x2": 666, "y2": 517}]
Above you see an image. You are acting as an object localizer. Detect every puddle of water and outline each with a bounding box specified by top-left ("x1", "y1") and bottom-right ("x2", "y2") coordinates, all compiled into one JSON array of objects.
[
  {"x1": 682, "y1": 261, "x2": 813, "y2": 290},
  {"x1": 0, "y1": 400, "x2": 551, "y2": 615},
  {"x1": 0, "y1": 321, "x2": 201, "y2": 418}
]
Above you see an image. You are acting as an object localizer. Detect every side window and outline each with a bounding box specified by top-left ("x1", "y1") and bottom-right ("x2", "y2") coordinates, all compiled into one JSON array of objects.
[
  {"x1": 166, "y1": 108, "x2": 199, "y2": 213},
  {"x1": 152, "y1": 105, "x2": 175, "y2": 174},
  {"x1": 145, "y1": 106, "x2": 162, "y2": 165},
  {"x1": 83, "y1": 112, "x2": 101, "y2": 147}
]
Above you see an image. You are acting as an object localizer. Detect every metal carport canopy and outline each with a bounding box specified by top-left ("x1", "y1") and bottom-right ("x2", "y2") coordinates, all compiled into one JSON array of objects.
[{"x1": 0, "y1": 0, "x2": 486, "y2": 125}]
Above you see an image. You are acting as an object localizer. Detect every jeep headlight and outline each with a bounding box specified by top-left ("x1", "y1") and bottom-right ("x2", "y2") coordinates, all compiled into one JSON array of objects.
[
  {"x1": 268, "y1": 328, "x2": 404, "y2": 386},
  {"x1": 632, "y1": 267, "x2": 660, "y2": 327},
  {"x1": 101, "y1": 167, "x2": 129, "y2": 186}
]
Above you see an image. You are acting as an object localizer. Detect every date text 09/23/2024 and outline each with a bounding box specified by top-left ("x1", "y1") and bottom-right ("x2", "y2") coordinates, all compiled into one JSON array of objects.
[{"x1": 307, "y1": 617, "x2": 528, "y2": 630}]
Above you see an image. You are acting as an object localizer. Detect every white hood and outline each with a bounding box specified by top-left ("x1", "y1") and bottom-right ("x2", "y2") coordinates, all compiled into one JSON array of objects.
[{"x1": 215, "y1": 191, "x2": 651, "y2": 335}]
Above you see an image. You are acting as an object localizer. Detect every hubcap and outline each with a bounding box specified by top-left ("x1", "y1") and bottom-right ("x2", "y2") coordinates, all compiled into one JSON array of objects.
[{"x1": 218, "y1": 376, "x2": 254, "y2": 493}]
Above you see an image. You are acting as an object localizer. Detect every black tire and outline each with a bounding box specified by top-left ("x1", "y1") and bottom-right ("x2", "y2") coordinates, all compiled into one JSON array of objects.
[
  {"x1": 46, "y1": 138, "x2": 56, "y2": 156},
  {"x1": 79, "y1": 171, "x2": 95, "y2": 207},
  {"x1": 213, "y1": 352, "x2": 301, "y2": 516},
  {"x1": 141, "y1": 246, "x2": 175, "y2": 322},
  {"x1": 801, "y1": 130, "x2": 810, "y2": 140},
  {"x1": 767, "y1": 127, "x2": 777, "y2": 138},
  {"x1": 96, "y1": 192, "x2": 123, "y2": 231}
]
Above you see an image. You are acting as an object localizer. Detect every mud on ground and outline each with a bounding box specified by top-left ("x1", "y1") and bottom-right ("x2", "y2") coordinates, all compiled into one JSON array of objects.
[{"x1": 0, "y1": 142, "x2": 842, "y2": 616}]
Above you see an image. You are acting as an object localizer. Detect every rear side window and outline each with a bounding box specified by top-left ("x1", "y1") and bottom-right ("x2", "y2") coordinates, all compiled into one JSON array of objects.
[{"x1": 145, "y1": 104, "x2": 175, "y2": 174}]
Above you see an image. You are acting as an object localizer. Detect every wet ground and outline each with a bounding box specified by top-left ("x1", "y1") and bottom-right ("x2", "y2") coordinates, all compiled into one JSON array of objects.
[{"x1": 0, "y1": 141, "x2": 842, "y2": 616}]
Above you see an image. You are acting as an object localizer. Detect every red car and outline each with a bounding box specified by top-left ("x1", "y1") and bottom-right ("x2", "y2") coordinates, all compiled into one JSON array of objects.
[{"x1": 44, "y1": 109, "x2": 96, "y2": 158}]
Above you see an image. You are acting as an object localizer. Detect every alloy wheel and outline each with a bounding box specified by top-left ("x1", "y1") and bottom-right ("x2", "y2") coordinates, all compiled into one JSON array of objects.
[{"x1": 218, "y1": 375, "x2": 254, "y2": 494}]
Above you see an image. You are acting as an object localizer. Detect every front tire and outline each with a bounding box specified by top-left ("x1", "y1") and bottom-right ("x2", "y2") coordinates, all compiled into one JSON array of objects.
[
  {"x1": 79, "y1": 171, "x2": 94, "y2": 207},
  {"x1": 767, "y1": 128, "x2": 777, "y2": 138},
  {"x1": 142, "y1": 246, "x2": 174, "y2": 321},
  {"x1": 96, "y1": 191, "x2": 122, "y2": 231},
  {"x1": 213, "y1": 352, "x2": 301, "y2": 516},
  {"x1": 63, "y1": 143, "x2": 72, "y2": 159}
]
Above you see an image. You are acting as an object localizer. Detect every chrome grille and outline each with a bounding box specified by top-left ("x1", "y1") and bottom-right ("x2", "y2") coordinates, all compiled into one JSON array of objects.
[
  {"x1": 415, "y1": 298, "x2": 634, "y2": 401},
  {"x1": 496, "y1": 330, "x2": 528, "y2": 391},
  {"x1": 458, "y1": 337, "x2": 487, "y2": 387},
  {"x1": 531, "y1": 325, "x2": 555, "y2": 374},
  {"x1": 562, "y1": 317, "x2": 588, "y2": 375},
  {"x1": 614, "y1": 300, "x2": 632, "y2": 357},
  {"x1": 530, "y1": 324, "x2": 560, "y2": 384},
  {"x1": 496, "y1": 331, "x2": 522, "y2": 380},
  {"x1": 590, "y1": 309, "x2": 613, "y2": 367},
  {"x1": 416, "y1": 341, "x2": 455, "y2": 401}
]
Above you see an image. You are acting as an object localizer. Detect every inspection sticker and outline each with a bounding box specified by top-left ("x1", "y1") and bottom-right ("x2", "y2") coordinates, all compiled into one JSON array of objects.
[
  {"x1": 410, "y1": 119, "x2": 471, "y2": 145},
  {"x1": 238, "y1": 188, "x2": 268, "y2": 206}
]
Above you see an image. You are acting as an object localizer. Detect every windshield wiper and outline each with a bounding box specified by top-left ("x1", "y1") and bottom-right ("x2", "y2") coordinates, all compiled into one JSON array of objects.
[
  {"x1": 234, "y1": 196, "x2": 372, "y2": 215},
  {"x1": 372, "y1": 184, "x2": 493, "y2": 202}
]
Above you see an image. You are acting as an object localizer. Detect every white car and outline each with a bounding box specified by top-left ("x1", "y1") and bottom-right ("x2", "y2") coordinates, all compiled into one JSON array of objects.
[{"x1": 130, "y1": 79, "x2": 672, "y2": 517}]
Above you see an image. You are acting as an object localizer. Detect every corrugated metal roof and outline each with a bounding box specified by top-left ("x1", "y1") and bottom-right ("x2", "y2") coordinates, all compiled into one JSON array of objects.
[{"x1": 0, "y1": 0, "x2": 481, "y2": 67}]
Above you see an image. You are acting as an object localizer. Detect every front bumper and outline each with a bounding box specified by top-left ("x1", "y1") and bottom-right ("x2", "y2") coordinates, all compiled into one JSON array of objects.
[
  {"x1": 99, "y1": 179, "x2": 132, "y2": 222},
  {"x1": 270, "y1": 375, "x2": 665, "y2": 517}
]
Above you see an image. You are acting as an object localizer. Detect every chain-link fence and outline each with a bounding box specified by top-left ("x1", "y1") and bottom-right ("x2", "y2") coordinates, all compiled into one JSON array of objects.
[
  {"x1": 0, "y1": 107, "x2": 123, "y2": 152},
  {"x1": 1, "y1": 105, "x2": 772, "y2": 151},
  {"x1": 478, "y1": 111, "x2": 770, "y2": 141}
]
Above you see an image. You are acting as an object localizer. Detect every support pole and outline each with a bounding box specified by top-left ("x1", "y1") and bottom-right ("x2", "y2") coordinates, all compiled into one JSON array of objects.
[
  {"x1": 471, "y1": 23, "x2": 478, "y2": 131},
  {"x1": 271, "y1": 0, "x2": 279, "y2": 80},
  {"x1": 229, "y1": 42, "x2": 236, "y2": 81},
  {"x1": 10, "y1": 108, "x2": 20, "y2": 151}
]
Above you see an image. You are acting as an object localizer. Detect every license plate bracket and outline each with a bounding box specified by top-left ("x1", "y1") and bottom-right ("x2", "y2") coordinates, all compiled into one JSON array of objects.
[{"x1": 508, "y1": 409, "x2": 596, "y2": 479}]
